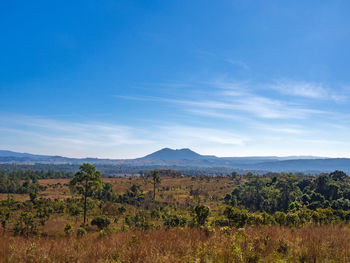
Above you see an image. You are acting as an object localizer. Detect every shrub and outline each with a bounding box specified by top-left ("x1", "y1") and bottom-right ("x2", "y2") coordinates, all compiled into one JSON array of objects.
[
  {"x1": 0, "y1": 208, "x2": 11, "y2": 232},
  {"x1": 194, "y1": 205, "x2": 209, "y2": 226},
  {"x1": 201, "y1": 224, "x2": 215, "y2": 237},
  {"x1": 163, "y1": 215, "x2": 187, "y2": 228},
  {"x1": 297, "y1": 208, "x2": 312, "y2": 225},
  {"x1": 125, "y1": 212, "x2": 153, "y2": 230},
  {"x1": 64, "y1": 222, "x2": 74, "y2": 236},
  {"x1": 247, "y1": 213, "x2": 264, "y2": 226},
  {"x1": 35, "y1": 206, "x2": 53, "y2": 226},
  {"x1": 223, "y1": 206, "x2": 248, "y2": 228},
  {"x1": 118, "y1": 206, "x2": 126, "y2": 214},
  {"x1": 286, "y1": 213, "x2": 299, "y2": 227},
  {"x1": 101, "y1": 202, "x2": 118, "y2": 216},
  {"x1": 91, "y1": 215, "x2": 111, "y2": 230},
  {"x1": 76, "y1": 227, "x2": 87, "y2": 237},
  {"x1": 99, "y1": 228, "x2": 111, "y2": 237},
  {"x1": 13, "y1": 212, "x2": 38, "y2": 237},
  {"x1": 274, "y1": 211, "x2": 287, "y2": 226},
  {"x1": 213, "y1": 217, "x2": 229, "y2": 227},
  {"x1": 261, "y1": 212, "x2": 276, "y2": 225},
  {"x1": 276, "y1": 240, "x2": 289, "y2": 256}
]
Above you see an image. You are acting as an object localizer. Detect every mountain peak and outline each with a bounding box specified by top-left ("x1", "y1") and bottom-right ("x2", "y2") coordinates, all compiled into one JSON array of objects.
[{"x1": 142, "y1": 148, "x2": 203, "y2": 160}]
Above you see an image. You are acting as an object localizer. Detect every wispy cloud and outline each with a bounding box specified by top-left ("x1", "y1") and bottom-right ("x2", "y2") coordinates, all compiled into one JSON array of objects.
[
  {"x1": 0, "y1": 114, "x2": 154, "y2": 158},
  {"x1": 185, "y1": 108, "x2": 305, "y2": 134},
  {"x1": 158, "y1": 125, "x2": 249, "y2": 146},
  {"x1": 116, "y1": 79, "x2": 330, "y2": 120},
  {"x1": 6, "y1": 78, "x2": 343, "y2": 158},
  {"x1": 112, "y1": 77, "x2": 350, "y2": 157},
  {"x1": 0, "y1": 113, "x2": 254, "y2": 158},
  {"x1": 269, "y1": 79, "x2": 346, "y2": 101},
  {"x1": 222, "y1": 91, "x2": 327, "y2": 119}
]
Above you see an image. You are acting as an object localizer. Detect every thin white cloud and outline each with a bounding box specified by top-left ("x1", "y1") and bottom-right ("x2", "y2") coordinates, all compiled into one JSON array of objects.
[
  {"x1": 0, "y1": 114, "x2": 154, "y2": 158},
  {"x1": 157, "y1": 125, "x2": 249, "y2": 146},
  {"x1": 185, "y1": 109, "x2": 305, "y2": 134},
  {"x1": 269, "y1": 79, "x2": 346, "y2": 101},
  {"x1": 116, "y1": 91, "x2": 326, "y2": 120}
]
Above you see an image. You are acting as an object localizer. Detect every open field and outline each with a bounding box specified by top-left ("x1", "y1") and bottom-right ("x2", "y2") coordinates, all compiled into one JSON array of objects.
[
  {"x1": 0, "y1": 225, "x2": 350, "y2": 262},
  {"x1": 0, "y1": 176, "x2": 236, "y2": 209},
  {"x1": 1, "y1": 170, "x2": 350, "y2": 262}
]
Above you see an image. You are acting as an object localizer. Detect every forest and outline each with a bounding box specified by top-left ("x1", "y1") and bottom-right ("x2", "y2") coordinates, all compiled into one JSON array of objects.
[{"x1": 0, "y1": 164, "x2": 349, "y2": 262}]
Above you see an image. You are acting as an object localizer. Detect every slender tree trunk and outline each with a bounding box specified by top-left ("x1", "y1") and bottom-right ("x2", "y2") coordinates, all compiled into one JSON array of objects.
[
  {"x1": 84, "y1": 193, "x2": 87, "y2": 225},
  {"x1": 84, "y1": 179, "x2": 88, "y2": 225},
  {"x1": 153, "y1": 180, "x2": 156, "y2": 200},
  {"x1": 7, "y1": 181, "x2": 10, "y2": 210}
]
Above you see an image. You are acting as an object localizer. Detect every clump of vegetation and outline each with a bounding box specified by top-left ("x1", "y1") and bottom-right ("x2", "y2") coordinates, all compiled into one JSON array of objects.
[
  {"x1": 91, "y1": 215, "x2": 111, "y2": 230},
  {"x1": 13, "y1": 212, "x2": 38, "y2": 237},
  {"x1": 193, "y1": 205, "x2": 209, "y2": 226},
  {"x1": 76, "y1": 227, "x2": 87, "y2": 237}
]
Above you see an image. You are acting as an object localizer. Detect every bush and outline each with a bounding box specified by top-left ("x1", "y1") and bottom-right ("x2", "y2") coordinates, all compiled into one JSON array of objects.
[
  {"x1": 76, "y1": 227, "x2": 87, "y2": 237},
  {"x1": 277, "y1": 240, "x2": 289, "y2": 255},
  {"x1": 194, "y1": 205, "x2": 209, "y2": 226},
  {"x1": 286, "y1": 213, "x2": 299, "y2": 227},
  {"x1": 223, "y1": 206, "x2": 248, "y2": 228},
  {"x1": 247, "y1": 213, "x2": 264, "y2": 226},
  {"x1": 13, "y1": 212, "x2": 38, "y2": 237},
  {"x1": 213, "y1": 218, "x2": 229, "y2": 227},
  {"x1": 274, "y1": 211, "x2": 287, "y2": 226},
  {"x1": 0, "y1": 208, "x2": 11, "y2": 232},
  {"x1": 99, "y1": 228, "x2": 111, "y2": 237},
  {"x1": 125, "y1": 212, "x2": 153, "y2": 230},
  {"x1": 91, "y1": 215, "x2": 111, "y2": 230},
  {"x1": 64, "y1": 222, "x2": 74, "y2": 236},
  {"x1": 163, "y1": 215, "x2": 187, "y2": 228},
  {"x1": 261, "y1": 212, "x2": 276, "y2": 225},
  {"x1": 118, "y1": 206, "x2": 126, "y2": 214}
]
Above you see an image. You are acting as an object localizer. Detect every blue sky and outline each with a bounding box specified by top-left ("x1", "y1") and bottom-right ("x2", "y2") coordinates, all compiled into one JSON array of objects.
[{"x1": 1, "y1": 0, "x2": 350, "y2": 158}]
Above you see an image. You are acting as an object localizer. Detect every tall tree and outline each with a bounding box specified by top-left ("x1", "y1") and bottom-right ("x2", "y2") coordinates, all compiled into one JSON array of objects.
[
  {"x1": 70, "y1": 163, "x2": 102, "y2": 225},
  {"x1": 147, "y1": 170, "x2": 161, "y2": 200}
]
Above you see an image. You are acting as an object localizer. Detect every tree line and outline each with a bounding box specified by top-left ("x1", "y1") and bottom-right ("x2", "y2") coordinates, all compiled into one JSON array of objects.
[
  {"x1": 225, "y1": 170, "x2": 350, "y2": 212},
  {"x1": 0, "y1": 164, "x2": 349, "y2": 238}
]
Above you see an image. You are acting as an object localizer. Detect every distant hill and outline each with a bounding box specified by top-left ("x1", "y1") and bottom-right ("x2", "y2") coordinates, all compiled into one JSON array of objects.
[
  {"x1": 253, "y1": 158, "x2": 350, "y2": 173},
  {"x1": 0, "y1": 148, "x2": 349, "y2": 174},
  {"x1": 142, "y1": 148, "x2": 209, "y2": 160},
  {"x1": 0, "y1": 150, "x2": 49, "y2": 158}
]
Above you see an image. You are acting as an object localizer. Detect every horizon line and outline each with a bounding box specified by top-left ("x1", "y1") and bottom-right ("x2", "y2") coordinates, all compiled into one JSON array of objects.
[{"x1": 1, "y1": 148, "x2": 349, "y2": 160}]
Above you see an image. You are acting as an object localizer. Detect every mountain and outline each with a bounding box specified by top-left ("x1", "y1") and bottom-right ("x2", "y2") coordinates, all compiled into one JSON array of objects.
[
  {"x1": 253, "y1": 158, "x2": 350, "y2": 172},
  {"x1": 142, "y1": 148, "x2": 209, "y2": 160},
  {"x1": 0, "y1": 150, "x2": 49, "y2": 158},
  {"x1": 0, "y1": 149, "x2": 349, "y2": 174}
]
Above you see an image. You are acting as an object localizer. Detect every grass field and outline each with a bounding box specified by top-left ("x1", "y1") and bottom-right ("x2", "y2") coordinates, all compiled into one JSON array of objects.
[
  {"x1": 0, "y1": 225, "x2": 349, "y2": 262},
  {"x1": 1, "y1": 175, "x2": 350, "y2": 262}
]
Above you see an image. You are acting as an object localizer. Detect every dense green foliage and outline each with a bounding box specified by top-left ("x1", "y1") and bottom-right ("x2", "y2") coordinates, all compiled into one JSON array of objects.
[
  {"x1": 70, "y1": 163, "x2": 103, "y2": 224},
  {"x1": 0, "y1": 172, "x2": 43, "y2": 194},
  {"x1": 225, "y1": 171, "x2": 350, "y2": 213},
  {"x1": 91, "y1": 215, "x2": 111, "y2": 230},
  {"x1": 0, "y1": 167, "x2": 74, "y2": 179}
]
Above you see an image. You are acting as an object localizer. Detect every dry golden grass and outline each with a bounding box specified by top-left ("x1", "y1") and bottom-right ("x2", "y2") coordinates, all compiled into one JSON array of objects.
[
  {"x1": 0, "y1": 194, "x2": 29, "y2": 202},
  {"x1": 0, "y1": 225, "x2": 349, "y2": 262},
  {"x1": 1, "y1": 177, "x2": 350, "y2": 262},
  {"x1": 0, "y1": 176, "x2": 235, "y2": 209}
]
